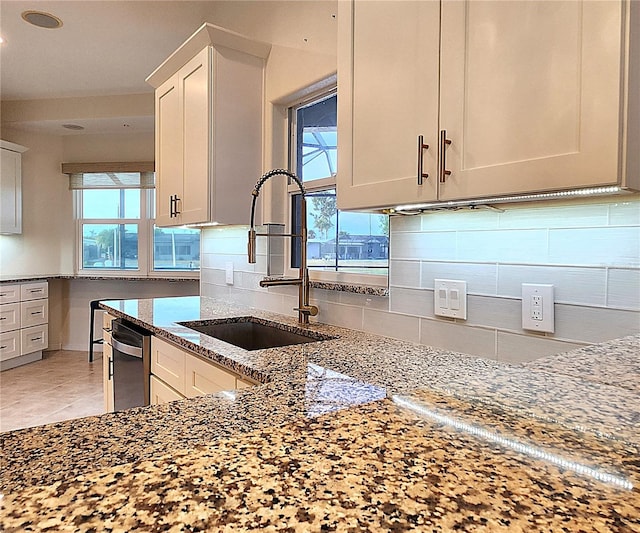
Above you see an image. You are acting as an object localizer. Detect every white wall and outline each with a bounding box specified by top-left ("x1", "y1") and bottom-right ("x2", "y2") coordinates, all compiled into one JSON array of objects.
[
  {"x1": 51, "y1": 278, "x2": 199, "y2": 351},
  {"x1": 0, "y1": 128, "x2": 74, "y2": 277},
  {"x1": 200, "y1": 195, "x2": 640, "y2": 363}
]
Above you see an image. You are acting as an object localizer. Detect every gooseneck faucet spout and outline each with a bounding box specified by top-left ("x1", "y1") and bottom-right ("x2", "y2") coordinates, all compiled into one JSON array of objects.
[{"x1": 248, "y1": 169, "x2": 319, "y2": 324}]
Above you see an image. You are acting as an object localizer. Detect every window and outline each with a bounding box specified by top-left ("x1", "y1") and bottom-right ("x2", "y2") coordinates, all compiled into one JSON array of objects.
[
  {"x1": 73, "y1": 170, "x2": 199, "y2": 276},
  {"x1": 289, "y1": 92, "x2": 389, "y2": 277}
]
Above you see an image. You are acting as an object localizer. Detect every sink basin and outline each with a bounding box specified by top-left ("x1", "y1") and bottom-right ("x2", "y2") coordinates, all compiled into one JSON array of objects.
[{"x1": 178, "y1": 317, "x2": 333, "y2": 351}]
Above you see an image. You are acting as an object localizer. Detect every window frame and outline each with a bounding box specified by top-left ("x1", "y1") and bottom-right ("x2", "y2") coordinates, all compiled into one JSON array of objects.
[
  {"x1": 283, "y1": 87, "x2": 389, "y2": 287},
  {"x1": 75, "y1": 187, "x2": 199, "y2": 279}
]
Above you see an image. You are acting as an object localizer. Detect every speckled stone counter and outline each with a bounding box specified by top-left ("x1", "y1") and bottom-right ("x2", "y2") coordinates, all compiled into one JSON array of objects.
[{"x1": 1, "y1": 296, "x2": 639, "y2": 531}]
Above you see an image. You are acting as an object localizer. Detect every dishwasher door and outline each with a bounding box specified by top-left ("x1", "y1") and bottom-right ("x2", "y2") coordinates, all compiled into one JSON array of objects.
[{"x1": 110, "y1": 319, "x2": 150, "y2": 410}]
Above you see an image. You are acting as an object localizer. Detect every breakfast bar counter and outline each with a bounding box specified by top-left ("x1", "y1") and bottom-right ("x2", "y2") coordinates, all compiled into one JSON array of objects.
[{"x1": 1, "y1": 296, "x2": 639, "y2": 531}]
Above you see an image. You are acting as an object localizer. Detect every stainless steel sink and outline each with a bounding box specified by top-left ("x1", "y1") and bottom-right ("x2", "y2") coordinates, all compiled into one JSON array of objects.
[{"x1": 178, "y1": 317, "x2": 333, "y2": 351}]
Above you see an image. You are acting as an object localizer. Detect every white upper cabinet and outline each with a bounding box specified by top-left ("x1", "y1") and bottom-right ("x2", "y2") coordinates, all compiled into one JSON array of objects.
[
  {"x1": 147, "y1": 24, "x2": 271, "y2": 227},
  {"x1": 337, "y1": 0, "x2": 639, "y2": 210},
  {"x1": 337, "y1": 0, "x2": 440, "y2": 210},
  {"x1": 0, "y1": 140, "x2": 28, "y2": 234}
]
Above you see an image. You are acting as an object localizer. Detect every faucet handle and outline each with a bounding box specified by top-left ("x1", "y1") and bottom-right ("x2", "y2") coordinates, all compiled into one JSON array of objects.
[
  {"x1": 294, "y1": 305, "x2": 319, "y2": 317},
  {"x1": 247, "y1": 228, "x2": 257, "y2": 264}
]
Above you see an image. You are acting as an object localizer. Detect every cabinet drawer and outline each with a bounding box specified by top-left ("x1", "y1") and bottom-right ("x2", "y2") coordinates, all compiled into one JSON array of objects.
[
  {"x1": 20, "y1": 282, "x2": 48, "y2": 301},
  {"x1": 184, "y1": 354, "x2": 237, "y2": 398},
  {"x1": 236, "y1": 378, "x2": 254, "y2": 389},
  {"x1": 0, "y1": 303, "x2": 20, "y2": 333},
  {"x1": 0, "y1": 330, "x2": 21, "y2": 361},
  {"x1": 20, "y1": 299, "x2": 48, "y2": 328},
  {"x1": 21, "y1": 324, "x2": 48, "y2": 354},
  {"x1": 151, "y1": 336, "x2": 186, "y2": 394},
  {"x1": 150, "y1": 375, "x2": 185, "y2": 405},
  {"x1": 0, "y1": 284, "x2": 20, "y2": 304}
]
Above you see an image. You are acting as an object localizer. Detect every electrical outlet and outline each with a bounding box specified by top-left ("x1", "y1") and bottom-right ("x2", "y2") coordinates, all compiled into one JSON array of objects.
[
  {"x1": 522, "y1": 284, "x2": 554, "y2": 333},
  {"x1": 225, "y1": 262, "x2": 234, "y2": 285},
  {"x1": 434, "y1": 279, "x2": 467, "y2": 319}
]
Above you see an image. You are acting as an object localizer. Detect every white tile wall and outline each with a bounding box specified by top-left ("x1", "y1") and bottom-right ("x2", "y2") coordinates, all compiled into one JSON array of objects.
[{"x1": 201, "y1": 195, "x2": 640, "y2": 362}]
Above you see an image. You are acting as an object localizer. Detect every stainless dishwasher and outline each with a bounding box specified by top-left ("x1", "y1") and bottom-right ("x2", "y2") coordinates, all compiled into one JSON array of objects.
[{"x1": 109, "y1": 319, "x2": 151, "y2": 410}]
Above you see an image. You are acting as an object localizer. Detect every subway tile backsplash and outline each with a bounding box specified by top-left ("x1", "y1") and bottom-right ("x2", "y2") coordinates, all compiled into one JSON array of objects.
[{"x1": 201, "y1": 196, "x2": 640, "y2": 363}]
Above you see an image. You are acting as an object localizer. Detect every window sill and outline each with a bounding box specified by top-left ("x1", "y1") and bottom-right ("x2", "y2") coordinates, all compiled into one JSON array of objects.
[
  {"x1": 72, "y1": 273, "x2": 199, "y2": 282},
  {"x1": 310, "y1": 280, "x2": 388, "y2": 297}
]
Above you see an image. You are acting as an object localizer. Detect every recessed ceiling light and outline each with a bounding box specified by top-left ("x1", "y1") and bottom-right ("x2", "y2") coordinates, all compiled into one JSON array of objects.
[
  {"x1": 62, "y1": 124, "x2": 84, "y2": 131},
  {"x1": 21, "y1": 10, "x2": 63, "y2": 29}
]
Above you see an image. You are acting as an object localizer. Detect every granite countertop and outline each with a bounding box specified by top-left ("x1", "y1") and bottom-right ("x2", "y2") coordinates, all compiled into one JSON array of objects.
[{"x1": 1, "y1": 296, "x2": 639, "y2": 531}]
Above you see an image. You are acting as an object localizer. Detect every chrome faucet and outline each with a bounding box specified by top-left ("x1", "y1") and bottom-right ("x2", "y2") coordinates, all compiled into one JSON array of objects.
[{"x1": 248, "y1": 169, "x2": 319, "y2": 324}]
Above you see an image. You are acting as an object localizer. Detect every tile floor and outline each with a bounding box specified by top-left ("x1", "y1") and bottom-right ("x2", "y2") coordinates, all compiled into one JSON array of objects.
[{"x1": 0, "y1": 350, "x2": 104, "y2": 433}]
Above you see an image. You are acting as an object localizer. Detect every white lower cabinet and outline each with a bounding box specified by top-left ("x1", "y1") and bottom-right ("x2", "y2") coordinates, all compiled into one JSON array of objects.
[
  {"x1": 102, "y1": 312, "x2": 117, "y2": 413},
  {"x1": 0, "y1": 303, "x2": 20, "y2": 333},
  {"x1": 150, "y1": 336, "x2": 255, "y2": 405},
  {"x1": 20, "y1": 325, "x2": 48, "y2": 354},
  {"x1": 0, "y1": 281, "x2": 48, "y2": 369},
  {"x1": 184, "y1": 353, "x2": 236, "y2": 399},
  {"x1": 0, "y1": 331, "x2": 20, "y2": 362},
  {"x1": 150, "y1": 375, "x2": 184, "y2": 404}
]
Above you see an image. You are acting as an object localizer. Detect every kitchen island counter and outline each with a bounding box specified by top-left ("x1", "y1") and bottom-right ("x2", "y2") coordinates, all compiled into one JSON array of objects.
[{"x1": 1, "y1": 296, "x2": 639, "y2": 531}]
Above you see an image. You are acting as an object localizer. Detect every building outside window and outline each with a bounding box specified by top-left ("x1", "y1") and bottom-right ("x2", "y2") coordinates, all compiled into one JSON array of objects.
[{"x1": 289, "y1": 91, "x2": 389, "y2": 277}]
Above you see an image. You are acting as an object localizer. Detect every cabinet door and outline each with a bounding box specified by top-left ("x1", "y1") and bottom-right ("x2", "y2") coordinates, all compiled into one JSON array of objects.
[
  {"x1": 439, "y1": 0, "x2": 625, "y2": 200},
  {"x1": 150, "y1": 336, "x2": 186, "y2": 394},
  {"x1": 0, "y1": 331, "x2": 20, "y2": 361},
  {"x1": 20, "y1": 299, "x2": 48, "y2": 328},
  {"x1": 0, "y1": 303, "x2": 20, "y2": 333},
  {"x1": 0, "y1": 148, "x2": 22, "y2": 234},
  {"x1": 21, "y1": 324, "x2": 47, "y2": 355},
  {"x1": 0, "y1": 284, "x2": 20, "y2": 304},
  {"x1": 155, "y1": 72, "x2": 183, "y2": 227},
  {"x1": 20, "y1": 281, "x2": 48, "y2": 301},
  {"x1": 184, "y1": 353, "x2": 236, "y2": 398},
  {"x1": 150, "y1": 375, "x2": 185, "y2": 405},
  {"x1": 337, "y1": 0, "x2": 440, "y2": 210},
  {"x1": 179, "y1": 47, "x2": 211, "y2": 226},
  {"x1": 103, "y1": 331, "x2": 114, "y2": 413}
]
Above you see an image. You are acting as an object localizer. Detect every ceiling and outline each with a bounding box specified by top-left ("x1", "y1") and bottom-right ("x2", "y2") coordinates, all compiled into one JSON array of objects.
[{"x1": 0, "y1": 0, "x2": 337, "y2": 134}]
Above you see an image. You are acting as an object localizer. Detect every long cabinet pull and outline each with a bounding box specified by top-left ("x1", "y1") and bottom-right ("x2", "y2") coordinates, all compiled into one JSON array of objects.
[
  {"x1": 108, "y1": 355, "x2": 114, "y2": 380},
  {"x1": 169, "y1": 194, "x2": 182, "y2": 218},
  {"x1": 417, "y1": 135, "x2": 429, "y2": 185},
  {"x1": 439, "y1": 130, "x2": 452, "y2": 183}
]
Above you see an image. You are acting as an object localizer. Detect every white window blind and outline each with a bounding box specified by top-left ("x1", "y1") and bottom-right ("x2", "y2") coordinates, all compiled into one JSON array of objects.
[{"x1": 62, "y1": 162, "x2": 155, "y2": 190}]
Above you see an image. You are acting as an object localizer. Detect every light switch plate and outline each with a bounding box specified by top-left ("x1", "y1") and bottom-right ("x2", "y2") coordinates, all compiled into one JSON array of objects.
[
  {"x1": 434, "y1": 279, "x2": 467, "y2": 319},
  {"x1": 225, "y1": 262, "x2": 234, "y2": 285},
  {"x1": 522, "y1": 283, "x2": 554, "y2": 333}
]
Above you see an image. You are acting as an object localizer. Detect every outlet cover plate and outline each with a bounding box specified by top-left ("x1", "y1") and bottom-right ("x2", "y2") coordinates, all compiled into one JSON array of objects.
[
  {"x1": 225, "y1": 262, "x2": 234, "y2": 285},
  {"x1": 434, "y1": 279, "x2": 467, "y2": 319},
  {"x1": 522, "y1": 283, "x2": 554, "y2": 333}
]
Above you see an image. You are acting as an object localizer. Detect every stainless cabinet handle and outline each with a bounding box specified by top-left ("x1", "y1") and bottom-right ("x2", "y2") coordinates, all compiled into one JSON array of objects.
[
  {"x1": 108, "y1": 356, "x2": 114, "y2": 379},
  {"x1": 417, "y1": 135, "x2": 429, "y2": 185},
  {"x1": 29, "y1": 289, "x2": 42, "y2": 293},
  {"x1": 439, "y1": 130, "x2": 452, "y2": 183},
  {"x1": 30, "y1": 336, "x2": 42, "y2": 341},
  {"x1": 31, "y1": 311, "x2": 42, "y2": 315},
  {"x1": 0, "y1": 317, "x2": 6, "y2": 320},
  {"x1": 0, "y1": 345, "x2": 7, "y2": 349}
]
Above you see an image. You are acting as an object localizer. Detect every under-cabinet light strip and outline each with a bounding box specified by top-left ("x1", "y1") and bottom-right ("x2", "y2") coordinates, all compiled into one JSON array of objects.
[
  {"x1": 392, "y1": 395, "x2": 634, "y2": 490},
  {"x1": 392, "y1": 186, "x2": 623, "y2": 212}
]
